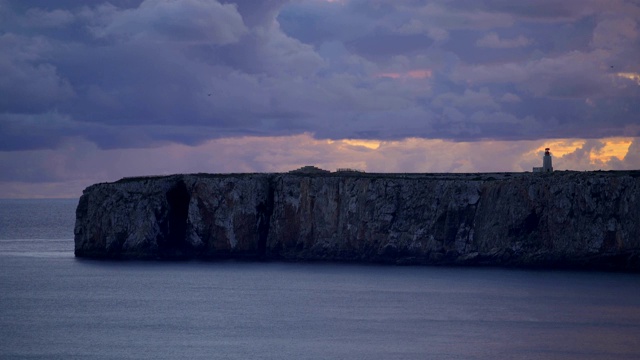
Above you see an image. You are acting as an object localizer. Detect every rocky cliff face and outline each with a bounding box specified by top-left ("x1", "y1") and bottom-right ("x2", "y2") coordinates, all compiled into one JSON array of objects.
[{"x1": 75, "y1": 171, "x2": 640, "y2": 270}]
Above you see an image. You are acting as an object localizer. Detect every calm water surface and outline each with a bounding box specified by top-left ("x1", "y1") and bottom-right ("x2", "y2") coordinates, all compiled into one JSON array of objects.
[{"x1": 1, "y1": 199, "x2": 639, "y2": 359}]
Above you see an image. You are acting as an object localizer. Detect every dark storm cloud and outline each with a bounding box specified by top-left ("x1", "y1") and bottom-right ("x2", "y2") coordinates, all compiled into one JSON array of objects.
[
  {"x1": 220, "y1": 0, "x2": 291, "y2": 27},
  {"x1": 345, "y1": 31, "x2": 435, "y2": 60},
  {"x1": 1, "y1": 0, "x2": 639, "y2": 152}
]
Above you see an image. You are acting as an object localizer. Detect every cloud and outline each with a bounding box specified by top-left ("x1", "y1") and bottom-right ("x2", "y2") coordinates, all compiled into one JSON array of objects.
[
  {"x1": 500, "y1": 93, "x2": 521, "y2": 103},
  {"x1": 476, "y1": 32, "x2": 530, "y2": 48},
  {"x1": 88, "y1": 0, "x2": 248, "y2": 45},
  {"x1": 432, "y1": 89, "x2": 499, "y2": 110},
  {"x1": 2, "y1": 0, "x2": 640, "y2": 196},
  {"x1": 591, "y1": 16, "x2": 638, "y2": 52},
  {"x1": 221, "y1": 0, "x2": 291, "y2": 28},
  {"x1": 23, "y1": 8, "x2": 75, "y2": 28},
  {"x1": 0, "y1": 34, "x2": 76, "y2": 113},
  {"x1": 2, "y1": 0, "x2": 639, "y2": 148},
  {"x1": 375, "y1": 69, "x2": 432, "y2": 80},
  {"x1": 0, "y1": 112, "x2": 81, "y2": 151},
  {"x1": 617, "y1": 72, "x2": 640, "y2": 85},
  {"x1": 452, "y1": 49, "x2": 639, "y2": 100},
  {"x1": 2, "y1": 134, "x2": 639, "y2": 198}
]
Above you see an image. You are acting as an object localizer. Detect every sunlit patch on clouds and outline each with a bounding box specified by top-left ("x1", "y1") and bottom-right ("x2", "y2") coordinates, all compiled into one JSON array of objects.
[
  {"x1": 617, "y1": 72, "x2": 640, "y2": 85},
  {"x1": 528, "y1": 140, "x2": 588, "y2": 158},
  {"x1": 330, "y1": 139, "x2": 381, "y2": 150},
  {"x1": 2, "y1": 134, "x2": 639, "y2": 198},
  {"x1": 526, "y1": 138, "x2": 634, "y2": 166},
  {"x1": 589, "y1": 138, "x2": 634, "y2": 163}
]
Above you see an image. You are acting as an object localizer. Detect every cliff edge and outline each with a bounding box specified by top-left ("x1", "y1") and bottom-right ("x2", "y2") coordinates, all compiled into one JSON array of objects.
[{"x1": 74, "y1": 171, "x2": 640, "y2": 271}]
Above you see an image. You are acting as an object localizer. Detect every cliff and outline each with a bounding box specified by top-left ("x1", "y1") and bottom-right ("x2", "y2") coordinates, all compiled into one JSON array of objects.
[{"x1": 74, "y1": 171, "x2": 640, "y2": 271}]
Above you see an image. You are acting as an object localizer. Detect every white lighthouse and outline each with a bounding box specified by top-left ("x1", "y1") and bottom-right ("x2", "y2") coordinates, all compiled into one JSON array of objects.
[{"x1": 533, "y1": 148, "x2": 553, "y2": 173}]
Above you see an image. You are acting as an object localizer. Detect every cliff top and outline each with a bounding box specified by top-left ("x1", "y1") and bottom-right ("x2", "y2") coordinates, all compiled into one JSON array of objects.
[
  {"x1": 116, "y1": 170, "x2": 640, "y2": 182},
  {"x1": 109, "y1": 170, "x2": 640, "y2": 185}
]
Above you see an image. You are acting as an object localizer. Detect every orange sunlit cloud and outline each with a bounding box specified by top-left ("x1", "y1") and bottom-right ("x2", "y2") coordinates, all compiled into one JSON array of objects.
[
  {"x1": 590, "y1": 138, "x2": 634, "y2": 162},
  {"x1": 2, "y1": 134, "x2": 638, "y2": 198},
  {"x1": 529, "y1": 138, "x2": 633, "y2": 165},
  {"x1": 529, "y1": 139, "x2": 587, "y2": 158},
  {"x1": 617, "y1": 72, "x2": 640, "y2": 85},
  {"x1": 331, "y1": 139, "x2": 381, "y2": 149}
]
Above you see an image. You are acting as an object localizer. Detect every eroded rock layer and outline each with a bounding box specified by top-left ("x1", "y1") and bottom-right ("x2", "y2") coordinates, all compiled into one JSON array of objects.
[{"x1": 75, "y1": 172, "x2": 640, "y2": 270}]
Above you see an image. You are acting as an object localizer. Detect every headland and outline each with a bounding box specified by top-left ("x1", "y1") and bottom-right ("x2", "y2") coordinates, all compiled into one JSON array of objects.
[{"x1": 74, "y1": 170, "x2": 640, "y2": 271}]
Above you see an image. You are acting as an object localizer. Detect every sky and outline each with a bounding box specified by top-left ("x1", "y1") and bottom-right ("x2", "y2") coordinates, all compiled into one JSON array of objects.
[{"x1": 1, "y1": 0, "x2": 639, "y2": 198}]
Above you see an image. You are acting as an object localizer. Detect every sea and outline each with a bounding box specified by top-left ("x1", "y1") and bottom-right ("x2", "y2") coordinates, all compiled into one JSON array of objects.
[{"x1": 1, "y1": 199, "x2": 639, "y2": 360}]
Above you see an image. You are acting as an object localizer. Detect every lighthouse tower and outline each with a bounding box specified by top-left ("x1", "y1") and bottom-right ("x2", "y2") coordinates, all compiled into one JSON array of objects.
[
  {"x1": 542, "y1": 148, "x2": 553, "y2": 172},
  {"x1": 533, "y1": 148, "x2": 554, "y2": 173}
]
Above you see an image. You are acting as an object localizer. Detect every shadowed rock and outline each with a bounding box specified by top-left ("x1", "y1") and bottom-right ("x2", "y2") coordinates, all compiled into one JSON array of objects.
[{"x1": 74, "y1": 171, "x2": 640, "y2": 271}]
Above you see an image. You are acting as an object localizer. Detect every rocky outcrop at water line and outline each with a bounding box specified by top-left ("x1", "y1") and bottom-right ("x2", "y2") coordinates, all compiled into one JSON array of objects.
[{"x1": 74, "y1": 171, "x2": 640, "y2": 271}]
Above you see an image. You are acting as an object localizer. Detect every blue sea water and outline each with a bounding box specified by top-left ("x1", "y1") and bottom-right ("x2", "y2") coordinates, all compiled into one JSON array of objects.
[{"x1": 1, "y1": 199, "x2": 640, "y2": 359}]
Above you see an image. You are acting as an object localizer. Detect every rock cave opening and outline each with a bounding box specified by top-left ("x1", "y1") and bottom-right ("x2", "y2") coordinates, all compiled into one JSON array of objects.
[{"x1": 161, "y1": 180, "x2": 191, "y2": 257}]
